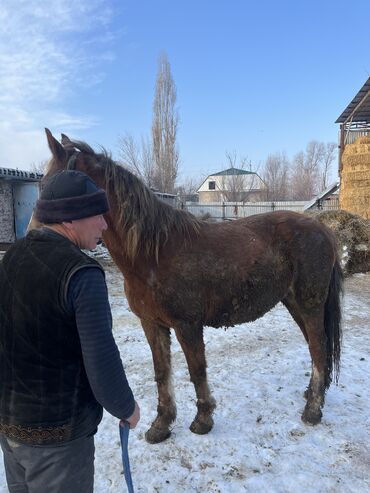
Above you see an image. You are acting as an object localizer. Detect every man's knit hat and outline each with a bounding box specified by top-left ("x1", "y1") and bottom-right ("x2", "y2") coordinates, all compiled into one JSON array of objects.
[{"x1": 35, "y1": 170, "x2": 109, "y2": 224}]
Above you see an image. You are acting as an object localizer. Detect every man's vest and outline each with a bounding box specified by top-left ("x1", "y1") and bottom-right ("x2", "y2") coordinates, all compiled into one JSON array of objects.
[{"x1": 0, "y1": 229, "x2": 104, "y2": 444}]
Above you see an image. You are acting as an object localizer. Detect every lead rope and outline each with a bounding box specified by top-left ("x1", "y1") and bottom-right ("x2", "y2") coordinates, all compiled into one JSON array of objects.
[{"x1": 119, "y1": 421, "x2": 134, "y2": 493}]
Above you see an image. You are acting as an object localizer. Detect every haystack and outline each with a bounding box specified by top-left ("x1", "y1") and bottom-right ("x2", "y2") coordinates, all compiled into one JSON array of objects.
[
  {"x1": 340, "y1": 136, "x2": 370, "y2": 219},
  {"x1": 309, "y1": 209, "x2": 370, "y2": 275}
]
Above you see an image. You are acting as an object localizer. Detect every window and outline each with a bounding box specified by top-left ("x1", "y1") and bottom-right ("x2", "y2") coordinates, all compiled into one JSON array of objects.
[{"x1": 208, "y1": 181, "x2": 216, "y2": 190}]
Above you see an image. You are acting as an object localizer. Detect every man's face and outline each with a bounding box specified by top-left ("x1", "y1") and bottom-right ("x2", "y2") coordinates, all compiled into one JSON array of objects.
[{"x1": 69, "y1": 214, "x2": 108, "y2": 250}]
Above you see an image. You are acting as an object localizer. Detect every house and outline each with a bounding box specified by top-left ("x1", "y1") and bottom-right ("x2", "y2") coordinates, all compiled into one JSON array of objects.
[
  {"x1": 0, "y1": 167, "x2": 42, "y2": 247},
  {"x1": 197, "y1": 167, "x2": 266, "y2": 203}
]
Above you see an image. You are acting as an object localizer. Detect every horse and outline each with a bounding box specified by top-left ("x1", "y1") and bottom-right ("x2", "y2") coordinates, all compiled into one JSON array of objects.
[{"x1": 30, "y1": 128, "x2": 343, "y2": 444}]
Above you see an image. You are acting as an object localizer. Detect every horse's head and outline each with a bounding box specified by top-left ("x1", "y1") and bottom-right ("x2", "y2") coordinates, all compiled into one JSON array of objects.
[
  {"x1": 28, "y1": 129, "x2": 109, "y2": 232},
  {"x1": 43, "y1": 128, "x2": 106, "y2": 189}
]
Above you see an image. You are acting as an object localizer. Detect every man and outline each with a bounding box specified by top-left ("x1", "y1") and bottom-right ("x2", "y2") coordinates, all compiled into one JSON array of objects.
[{"x1": 0, "y1": 170, "x2": 140, "y2": 493}]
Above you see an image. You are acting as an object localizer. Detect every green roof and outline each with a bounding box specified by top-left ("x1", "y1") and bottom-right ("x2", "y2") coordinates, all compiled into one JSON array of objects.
[{"x1": 212, "y1": 167, "x2": 256, "y2": 176}]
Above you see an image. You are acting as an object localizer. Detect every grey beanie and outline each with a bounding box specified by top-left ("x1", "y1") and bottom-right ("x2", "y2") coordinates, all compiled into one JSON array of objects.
[{"x1": 35, "y1": 170, "x2": 109, "y2": 224}]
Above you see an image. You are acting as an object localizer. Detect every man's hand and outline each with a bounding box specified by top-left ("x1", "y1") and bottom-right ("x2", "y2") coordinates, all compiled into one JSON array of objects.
[{"x1": 121, "y1": 400, "x2": 140, "y2": 429}]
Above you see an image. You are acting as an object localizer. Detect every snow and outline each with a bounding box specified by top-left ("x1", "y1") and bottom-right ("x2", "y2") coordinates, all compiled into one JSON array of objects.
[{"x1": 1, "y1": 254, "x2": 369, "y2": 492}]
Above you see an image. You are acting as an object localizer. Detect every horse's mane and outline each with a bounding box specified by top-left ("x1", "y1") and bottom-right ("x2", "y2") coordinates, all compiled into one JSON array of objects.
[{"x1": 58, "y1": 140, "x2": 201, "y2": 262}]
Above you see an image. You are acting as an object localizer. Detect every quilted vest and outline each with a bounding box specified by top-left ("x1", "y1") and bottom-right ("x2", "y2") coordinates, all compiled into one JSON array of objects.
[{"x1": 0, "y1": 229, "x2": 104, "y2": 444}]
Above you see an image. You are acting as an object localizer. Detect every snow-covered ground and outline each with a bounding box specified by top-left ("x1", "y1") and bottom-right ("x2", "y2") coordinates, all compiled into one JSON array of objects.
[{"x1": 1, "y1": 253, "x2": 369, "y2": 492}]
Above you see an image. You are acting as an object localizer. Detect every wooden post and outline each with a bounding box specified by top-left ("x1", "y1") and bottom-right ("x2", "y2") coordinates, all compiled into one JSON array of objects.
[{"x1": 339, "y1": 124, "x2": 345, "y2": 175}]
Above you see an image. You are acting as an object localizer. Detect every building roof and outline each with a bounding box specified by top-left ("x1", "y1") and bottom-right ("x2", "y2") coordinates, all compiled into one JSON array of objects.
[
  {"x1": 211, "y1": 167, "x2": 256, "y2": 177},
  {"x1": 336, "y1": 77, "x2": 370, "y2": 124},
  {"x1": 303, "y1": 181, "x2": 340, "y2": 211},
  {"x1": 197, "y1": 167, "x2": 265, "y2": 193},
  {"x1": 0, "y1": 167, "x2": 43, "y2": 182}
]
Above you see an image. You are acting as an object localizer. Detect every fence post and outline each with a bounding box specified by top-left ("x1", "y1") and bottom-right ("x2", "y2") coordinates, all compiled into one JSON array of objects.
[{"x1": 222, "y1": 202, "x2": 225, "y2": 220}]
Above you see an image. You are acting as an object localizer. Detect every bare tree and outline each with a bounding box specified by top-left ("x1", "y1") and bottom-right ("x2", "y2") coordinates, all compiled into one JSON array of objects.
[
  {"x1": 320, "y1": 142, "x2": 337, "y2": 190},
  {"x1": 175, "y1": 177, "x2": 199, "y2": 195},
  {"x1": 30, "y1": 160, "x2": 48, "y2": 174},
  {"x1": 152, "y1": 53, "x2": 179, "y2": 193},
  {"x1": 290, "y1": 150, "x2": 316, "y2": 200},
  {"x1": 262, "y1": 152, "x2": 290, "y2": 200},
  {"x1": 217, "y1": 150, "x2": 258, "y2": 202},
  {"x1": 175, "y1": 177, "x2": 200, "y2": 202},
  {"x1": 290, "y1": 141, "x2": 337, "y2": 200},
  {"x1": 141, "y1": 137, "x2": 155, "y2": 187},
  {"x1": 118, "y1": 133, "x2": 141, "y2": 174},
  {"x1": 290, "y1": 141, "x2": 324, "y2": 200},
  {"x1": 118, "y1": 133, "x2": 155, "y2": 187}
]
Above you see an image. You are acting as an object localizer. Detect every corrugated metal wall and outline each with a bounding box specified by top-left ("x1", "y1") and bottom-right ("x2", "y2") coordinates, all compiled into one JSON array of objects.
[
  {"x1": 0, "y1": 181, "x2": 16, "y2": 243},
  {"x1": 12, "y1": 182, "x2": 39, "y2": 238},
  {"x1": 0, "y1": 179, "x2": 39, "y2": 243}
]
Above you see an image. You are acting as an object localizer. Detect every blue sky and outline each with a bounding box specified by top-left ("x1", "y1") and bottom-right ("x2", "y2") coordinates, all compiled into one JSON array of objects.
[{"x1": 1, "y1": 0, "x2": 369, "y2": 183}]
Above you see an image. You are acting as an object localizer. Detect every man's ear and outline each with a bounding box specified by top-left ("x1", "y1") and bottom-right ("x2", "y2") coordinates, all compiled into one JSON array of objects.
[{"x1": 45, "y1": 128, "x2": 67, "y2": 163}]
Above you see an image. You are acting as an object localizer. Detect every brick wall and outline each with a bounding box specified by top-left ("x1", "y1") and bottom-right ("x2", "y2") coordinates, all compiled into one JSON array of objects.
[{"x1": 0, "y1": 181, "x2": 15, "y2": 243}]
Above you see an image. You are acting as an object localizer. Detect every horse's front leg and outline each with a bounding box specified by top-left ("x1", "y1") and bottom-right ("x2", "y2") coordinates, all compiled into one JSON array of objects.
[
  {"x1": 174, "y1": 325, "x2": 216, "y2": 435},
  {"x1": 141, "y1": 320, "x2": 176, "y2": 443}
]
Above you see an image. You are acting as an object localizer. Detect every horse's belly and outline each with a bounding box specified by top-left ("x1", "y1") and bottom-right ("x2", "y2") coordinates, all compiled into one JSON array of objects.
[
  {"x1": 152, "y1": 253, "x2": 293, "y2": 329},
  {"x1": 203, "y1": 273, "x2": 291, "y2": 328},
  {"x1": 207, "y1": 297, "x2": 278, "y2": 328}
]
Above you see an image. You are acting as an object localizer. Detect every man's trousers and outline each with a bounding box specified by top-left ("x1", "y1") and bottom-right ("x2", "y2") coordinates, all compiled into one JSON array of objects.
[{"x1": 0, "y1": 434, "x2": 95, "y2": 493}]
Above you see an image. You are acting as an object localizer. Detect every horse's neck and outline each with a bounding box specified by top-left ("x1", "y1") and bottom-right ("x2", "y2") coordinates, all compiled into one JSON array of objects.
[{"x1": 103, "y1": 197, "x2": 145, "y2": 253}]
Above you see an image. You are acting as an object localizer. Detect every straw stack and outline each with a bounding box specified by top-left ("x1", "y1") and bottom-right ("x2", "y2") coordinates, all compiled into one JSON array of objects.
[
  {"x1": 340, "y1": 136, "x2": 370, "y2": 219},
  {"x1": 310, "y1": 209, "x2": 370, "y2": 275}
]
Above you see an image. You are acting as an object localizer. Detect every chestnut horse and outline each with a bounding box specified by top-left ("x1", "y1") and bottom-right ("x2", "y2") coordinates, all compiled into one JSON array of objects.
[{"x1": 32, "y1": 129, "x2": 343, "y2": 443}]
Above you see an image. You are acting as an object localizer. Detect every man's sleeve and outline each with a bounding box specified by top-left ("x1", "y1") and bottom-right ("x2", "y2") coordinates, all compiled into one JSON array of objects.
[{"x1": 67, "y1": 267, "x2": 135, "y2": 420}]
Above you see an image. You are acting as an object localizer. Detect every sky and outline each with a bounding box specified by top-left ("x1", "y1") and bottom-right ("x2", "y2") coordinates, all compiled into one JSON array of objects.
[{"x1": 1, "y1": 0, "x2": 370, "y2": 183}]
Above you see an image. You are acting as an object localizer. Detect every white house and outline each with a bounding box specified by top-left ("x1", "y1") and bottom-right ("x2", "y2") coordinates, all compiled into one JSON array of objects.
[{"x1": 197, "y1": 167, "x2": 266, "y2": 203}]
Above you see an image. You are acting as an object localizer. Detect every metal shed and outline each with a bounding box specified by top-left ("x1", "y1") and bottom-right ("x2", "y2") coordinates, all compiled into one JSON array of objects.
[
  {"x1": 0, "y1": 168, "x2": 42, "y2": 248},
  {"x1": 336, "y1": 77, "x2": 370, "y2": 172}
]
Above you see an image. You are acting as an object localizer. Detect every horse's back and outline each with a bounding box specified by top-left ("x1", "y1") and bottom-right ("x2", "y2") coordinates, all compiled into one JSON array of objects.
[
  {"x1": 151, "y1": 212, "x2": 307, "y2": 327},
  {"x1": 196, "y1": 210, "x2": 335, "y2": 258}
]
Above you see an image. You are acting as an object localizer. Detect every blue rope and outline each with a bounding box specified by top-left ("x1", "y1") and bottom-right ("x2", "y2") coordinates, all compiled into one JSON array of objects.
[{"x1": 119, "y1": 421, "x2": 134, "y2": 493}]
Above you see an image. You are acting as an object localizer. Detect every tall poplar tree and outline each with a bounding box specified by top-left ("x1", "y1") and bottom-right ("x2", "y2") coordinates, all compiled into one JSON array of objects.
[{"x1": 151, "y1": 53, "x2": 179, "y2": 193}]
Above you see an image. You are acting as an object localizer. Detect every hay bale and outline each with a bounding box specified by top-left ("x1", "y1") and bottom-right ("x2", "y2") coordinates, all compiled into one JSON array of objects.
[
  {"x1": 340, "y1": 136, "x2": 370, "y2": 219},
  {"x1": 351, "y1": 135, "x2": 370, "y2": 145},
  {"x1": 308, "y1": 209, "x2": 370, "y2": 275}
]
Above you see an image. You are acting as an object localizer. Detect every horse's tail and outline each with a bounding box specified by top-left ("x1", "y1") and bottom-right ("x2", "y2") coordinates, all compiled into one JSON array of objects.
[{"x1": 324, "y1": 258, "x2": 343, "y2": 388}]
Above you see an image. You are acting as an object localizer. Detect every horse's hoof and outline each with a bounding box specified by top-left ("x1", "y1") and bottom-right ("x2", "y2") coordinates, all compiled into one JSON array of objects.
[
  {"x1": 145, "y1": 427, "x2": 171, "y2": 444},
  {"x1": 189, "y1": 417, "x2": 214, "y2": 435},
  {"x1": 301, "y1": 407, "x2": 322, "y2": 425}
]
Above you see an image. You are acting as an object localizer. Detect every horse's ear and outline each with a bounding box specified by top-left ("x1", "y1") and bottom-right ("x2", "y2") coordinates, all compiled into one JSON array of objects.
[
  {"x1": 61, "y1": 133, "x2": 74, "y2": 149},
  {"x1": 45, "y1": 128, "x2": 67, "y2": 162}
]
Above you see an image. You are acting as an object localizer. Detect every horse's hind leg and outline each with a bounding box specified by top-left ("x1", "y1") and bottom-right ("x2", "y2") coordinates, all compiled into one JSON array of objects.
[
  {"x1": 141, "y1": 320, "x2": 176, "y2": 443},
  {"x1": 283, "y1": 296, "x2": 326, "y2": 425},
  {"x1": 282, "y1": 296, "x2": 311, "y2": 398},
  {"x1": 301, "y1": 311, "x2": 328, "y2": 425},
  {"x1": 174, "y1": 325, "x2": 216, "y2": 435}
]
